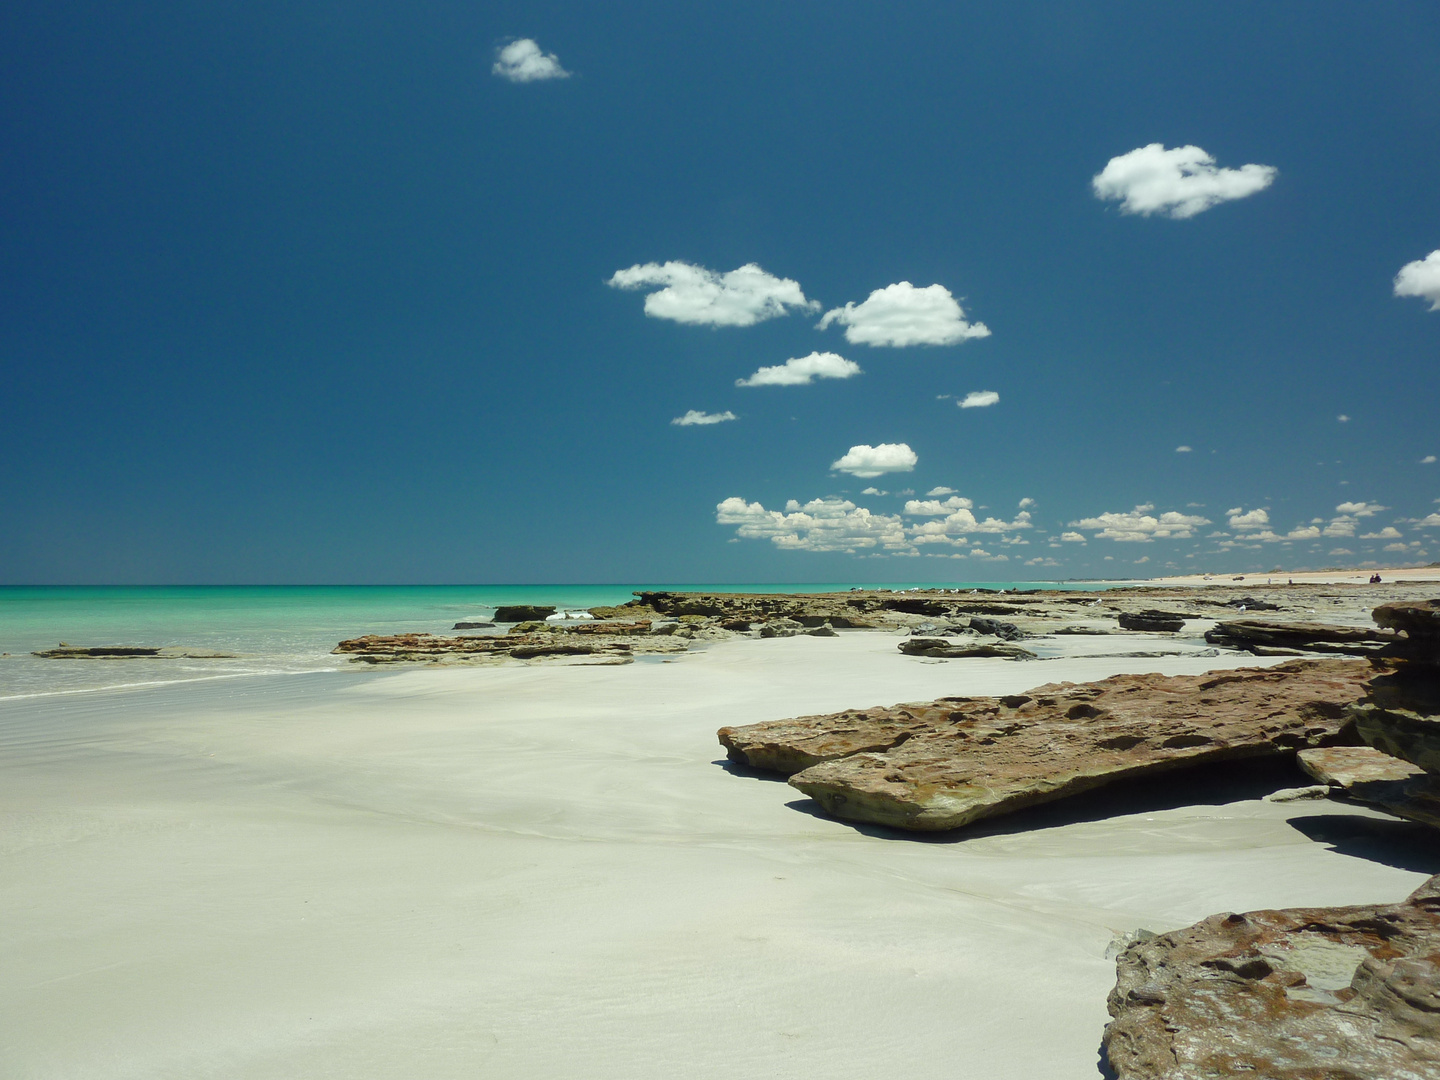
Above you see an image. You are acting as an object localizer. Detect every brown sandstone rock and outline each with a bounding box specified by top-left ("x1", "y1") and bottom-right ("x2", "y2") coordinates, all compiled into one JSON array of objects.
[
  {"x1": 721, "y1": 660, "x2": 1372, "y2": 832},
  {"x1": 1102, "y1": 875, "x2": 1440, "y2": 1080},
  {"x1": 1296, "y1": 745, "x2": 1440, "y2": 828}
]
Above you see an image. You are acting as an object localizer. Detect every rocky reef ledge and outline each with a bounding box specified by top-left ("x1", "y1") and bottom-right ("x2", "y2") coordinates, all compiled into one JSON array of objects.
[{"x1": 720, "y1": 659, "x2": 1373, "y2": 831}]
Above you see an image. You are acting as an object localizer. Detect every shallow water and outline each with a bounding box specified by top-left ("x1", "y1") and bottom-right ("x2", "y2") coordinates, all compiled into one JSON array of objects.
[{"x1": 0, "y1": 581, "x2": 1121, "y2": 698}]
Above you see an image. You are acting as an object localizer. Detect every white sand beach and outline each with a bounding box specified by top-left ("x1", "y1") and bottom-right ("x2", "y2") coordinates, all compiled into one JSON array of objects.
[{"x1": 2, "y1": 632, "x2": 1432, "y2": 1079}]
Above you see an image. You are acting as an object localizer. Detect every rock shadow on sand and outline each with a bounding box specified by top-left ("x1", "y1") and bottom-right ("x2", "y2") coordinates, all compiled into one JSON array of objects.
[{"x1": 1287, "y1": 813, "x2": 1440, "y2": 875}]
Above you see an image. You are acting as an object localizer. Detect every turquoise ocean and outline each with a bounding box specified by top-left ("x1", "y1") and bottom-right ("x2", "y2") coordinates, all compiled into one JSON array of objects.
[{"x1": 0, "y1": 582, "x2": 1127, "y2": 699}]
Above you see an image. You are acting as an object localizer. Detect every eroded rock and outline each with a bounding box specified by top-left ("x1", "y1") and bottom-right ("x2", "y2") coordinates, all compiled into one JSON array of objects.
[
  {"x1": 1118, "y1": 610, "x2": 1187, "y2": 633},
  {"x1": 1103, "y1": 875, "x2": 1440, "y2": 1080},
  {"x1": 720, "y1": 659, "x2": 1372, "y2": 832},
  {"x1": 1205, "y1": 619, "x2": 1396, "y2": 656},
  {"x1": 897, "y1": 638, "x2": 1035, "y2": 659}
]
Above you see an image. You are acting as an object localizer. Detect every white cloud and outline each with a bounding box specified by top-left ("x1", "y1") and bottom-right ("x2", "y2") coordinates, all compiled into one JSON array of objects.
[
  {"x1": 1018, "y1": 497, "x2": 1035, "y2": 509},
  {"x1": 1422, "y1": 455, "x2": 1437, "y2": 464},
  {"x1": 1361, "y1": 526, "x2": 1403, "y2": 540},
  {"x1": 608, "y1": 262, "x2": 817, "y2": 327},
  {"x1": 1175, "y1": 445, "x2": 1192, "y2": 453},
  {"x1": 831, "y1": 443, "x2": 917, "y2": 478},
  {"x1": 1337, "y1": 501, "x2": 1386, "y2": 517},
  {"x1": 1384, "y1": 542, "x2": 1413, "y2": 553},
  {"x1": 1394, "y1": 251, "x2": 1440, "y2": 311},
  {"x1": 817, "y1": 282, "x2": 989, "y2": 347},
  {"x1": 1285, "y1": 526, "x2": 1322, "y2": 540},
  {"x1": 959, "y1": 390, "x2": 1000, "y2": 409},
  {"x1": 671, "y1": 410, "x2": 736, "y2": 427},
  {"x1": 1060, "y1": 531, "x2": 1087, "y2": 543},
  {"x1": 716, "y1": 497, "x2": 908, "y2": 553},
  {"x1": 1227, "y1": 507, "x2": 1270, "y2": 531},
  {"x1": 1092, "y1": 144, "x2": 1277, "y2": 219},
  {"x1": 1329, "y1": 548, "x2": 1354, "y2": 556},
  {"x1": 1337, "y1": 414, "x2": 1351, "y2": 423},
  {"x1": 492, "y1": 39, "x2": 570, "y2": 83},
  {"x1": 1323, "y1": 518, "x2": 1357, "y2": 538},
  {"x1": 926, "y1": 486, "x2": 957, "y2": 496},
  {"x1": 903, "y1": 496, "x2": 975, "y2": 516},
  {"x1": 736, "y1": 351, "x2": 860, "y2": 387},
  {"x1": 1070, "y1": 504, "x2": 1211, "y2": 542},
  {"x1": 861, "y1": 487, "x2": 887, "y2": 496},
  {"x1": 1418, "y1": 513, "x2": 1440, "y2": 527}
]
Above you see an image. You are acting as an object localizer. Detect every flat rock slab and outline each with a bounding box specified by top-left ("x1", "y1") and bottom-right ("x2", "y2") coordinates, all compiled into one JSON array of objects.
[
  {"x1": 1297, "y1": 744, "x2": 1440, "y2": 829},
  {"x1": 1206, "y1": 618, "x2": 1396, "y2": 656},
  {"x1": 32, "y1": 646, "x2": 241, "y2": 659},
  {"x1": 897, "y1": 638, "x2": 1035, "y2": 660},
  {"x1": 719, "y1": 659, "x2": 1373, "y2": 832},
  {"x1": 1103, "y1": 875, "x2": 1440, "y2": 1080}
]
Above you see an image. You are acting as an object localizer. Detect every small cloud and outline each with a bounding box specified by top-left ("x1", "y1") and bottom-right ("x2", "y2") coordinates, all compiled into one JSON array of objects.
[
  {"x1": 1360, "y1": 526, "x2": 1403, "y2": 540},
  {"x1": 1018, "y1": 497, "x2": 1035, "y2": 509},
  {"x1": 1069, "y1": 504, "x2": 1211, "y2": 542},
  {"x1": 1092, "y1": 143, "x2": 1276, "y2": 219},
  {"x1": 1329, "y1": 547, "x2": 1354, "y2": 556},
  {"x1": 935, "y1": 393, "x2": 953, "y2": 400},
  {"x1": 958, "y1": 390, "x2": 1000, "y2": 409},
  {"x1": 926, "y1": 486, "x2": 957, "y2": 497},
  {"x1": 1394, "y1": 250, "x2": 1440, "y2": 311},
  {"x1": 818, "y1": 282, "x2": 989, "y2": 347},
  {"x1": 1417, "y1": 513, "x2": 1440, "y2": 527},
  {"x1": 831, "y1": 443, "x2": 917, "y2": 478},
  {"x1": 1422, "y1": 455, "x2": 1437, "y2": 464},
  {"x1": 736, "y1": 351, "x2": 861, "y2": 387},
  {"x1": 904, "y1": 496, "x2": 975, "y2": 516},
  {"x1": 1227, "y1": 507, "x2": 1270, "y2": 531},
  {"x1": 1336, "y1": 501, "x2": 1386, "y2": 517},
  {"x1": 608, "y1": 261, "x2": 817, "y2": 327},
  {"x1": 671, "y1": 410, "x2": 737, "y2": 427},
  {"x1": 1175, "y1": 445, "x2": 1193, "y2": 453},
  {"x1": 1285, "y1": 526, "x2": 1322, "y2": 540},
  {"x1": 1135, "y1": 556, "x2": 1150, "y2": 564},
  {"x1": 492, "y1": 38, "x2": 570, "y2": 83},
  {"x1": 1060, "y1": 531, "x2": 1087, "y2": 543},
  {"x1": 1337, "y1": 414, "x2": 1351, "y2": 423}
]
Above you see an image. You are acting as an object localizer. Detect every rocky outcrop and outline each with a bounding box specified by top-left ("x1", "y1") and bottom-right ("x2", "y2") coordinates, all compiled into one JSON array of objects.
[
  {"x1": 1373, "y1": 599, "x2": 1440, "y2": 666},
  {"x1": 492, "y1": 605, "x2": 557, "y2": 623},
  {"x1": 1205, "y1": 618, "x2": 1396, "y2": 656},
  {"x1": 968, "y1": 616, "x2": 1024, "y2": 640},
  {"x1": 1118, "y1": 610, "x2": 1187, "y2": 632},
  {"x1": 33, "y1": 645, "x2": 240, "y2": 659},
  {"x1": 1102, "y1": 875, "x2": 1440, "y2": 1080},
  {"x1": 332, "y1": 630, "x2": 686, "y2": 664},
  {"x1": 1296, "y1": 745, "x2": 1440, "y2": 828},
  {"x1": 452, "y1": 620, "x2": 495, "y2": 630},
  {"x1": 897, "y1": 638, "x2": 1035, "y2": 660},
  {"x1": 719, "y1": 659, "x2": 1372, "y2": 832}
]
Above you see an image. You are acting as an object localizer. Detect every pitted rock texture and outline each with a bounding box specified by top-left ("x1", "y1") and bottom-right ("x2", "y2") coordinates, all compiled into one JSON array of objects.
[
  {"x1": 719, "y1": 659, "x2": 1372, "y2": 832},
  {"x1": 1103, "y1": 875, "x2": 1440, "y2": 1080}
]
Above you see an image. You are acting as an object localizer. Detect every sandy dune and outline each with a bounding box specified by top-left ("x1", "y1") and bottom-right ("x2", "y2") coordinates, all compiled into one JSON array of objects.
[{"x1": 2, "y1": 633, "x2": 1433, "y2": 1078}]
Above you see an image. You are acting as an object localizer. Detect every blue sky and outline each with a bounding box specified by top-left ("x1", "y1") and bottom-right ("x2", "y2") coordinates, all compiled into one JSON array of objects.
[{"x1": 2, "y1": 1, "x2": 1438, "y2": 584}]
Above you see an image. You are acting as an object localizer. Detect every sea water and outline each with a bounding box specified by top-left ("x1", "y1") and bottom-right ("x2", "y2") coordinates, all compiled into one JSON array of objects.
[{"x1": 0, "y1": 582, "x2": 1125, "y2": 699}]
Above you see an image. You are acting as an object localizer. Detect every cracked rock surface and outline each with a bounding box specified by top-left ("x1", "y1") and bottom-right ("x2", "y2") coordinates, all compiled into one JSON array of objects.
[{"x1": 1103, "y1": 875, "x2": 1440, "y2": 1080}]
